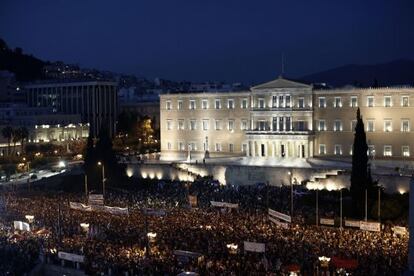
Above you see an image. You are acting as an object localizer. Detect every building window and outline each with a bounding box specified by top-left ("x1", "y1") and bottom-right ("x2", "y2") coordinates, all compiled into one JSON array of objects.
[
  {"x1": 401, "y1": 96, "x2": 409, "y2": 107},
  {"x1": 350, "y1": 96, "x2": 358, "y2": 107},
  {"x1": 318, "y1": 120, "x2": 326, "y2": 131},
  {"x1": 202, "y1": 99, "x2": 208, "y2": 109},
  {"x1": 384, "y1": 96, "x2": 392, "y2": 107},
  {"x1": 351, "y1": 120, "x2": 357, "y2": 132},
  {"x1": 367, "y1": 120, "x2": 375, "y2": 132},
  {"x1": 367, "y1": 96, "x2": 374, "y2": 107},
  {"x1": 189, "y1": 100, "x2": 196, "y2": 110},
  {"x1": 167, "y1": 142, "x2": 172, "y2": 150},
  {"x1": 402, "y1": 146, "x2": 410, "y2": 157},
  {"x1": 298, "y1": 98, "x2": 305, "y2": 108},
  {"x1": 241, "y1": 120, "x2": 248, "y2": 130},
  {"x1": 401, "y1": 119, "x2": 410, "y2": 132},
  {"x1": 229, "y1": 143, "x2": 234, "y2": 153},
  {"x1": 228, "y1": 99, "x2": 235, "y2": 109},
  {"x1": 368, "y1": 145, "x2": 375, "y2": 157},
  {"x1": 285, "y1": 95, "x2": 291, "y2": 108},
  {"x1": 319, "y1": 144, "x2": 326, "y2": 155},
  {"x1": 242, "y1": 143, "x2": 247, "y2": 153},
  {"x1": 228, "y1": 120, "x2": 234, "y2": 131},
  {"x1": 179, "y1": 142, "x2": 185, "y2": 151},
  {"x1": 215, "y1": 143, "x2": 222, "y2": 152},
  {"x1": 258, "y1": 98, "x2": 265, "y2": 109},
  {"x1": 166, "y1": 100, "x2": 172, "y2": 110},
  {"x1": 166, "y1": 120, "x2": 173, "y2": 130},
  {"x1": 178, "y1": 100, "x2": 183, "y2": 110},
  {"x1": 189, "y1": 142, "x2": 197, "y2": 151},
  {"x1": 334, "y1": 145, "x2": 342, "y2": 155},
  {"x1": 278, "y1": 95, "x2": 284, "y2": 108},
  {"x1": 334, "y1": 120, "x2": 342, "y2": 131},
  {"x1": 190, "y1": 120, "x2": 196, "y2": 130},
  {"x1": 258, "y1": 121, "x2": 267, "y2": 131},
  {"x1": 202, "y1": 119, "x2": 209, "y2": 131},
  {"x1": 178, "y1": 119, "x2": 185, "y2": 130},
  {"x1": 384, "y1": 120, "x2": 392, "y2": 132},
  {"x1": 334, "y1": 97, "x2": 342, "y2": 108},
  {"x1": 241, "y1": 98, "x2": 248, "y2": 109},
  {"x1": 383, "y1": 145, "x2": 392, "y2": 157},
  {"x1": 272, "y1": 96, "x2": 278, "y2": 107},
  {"x1": 215, "y1": 120, "x2": 222, "y2": 130},
  {"x1": 215, "y1": 99, "x2": 221, "y2": 109},
  {"x1": 318, "y1": 97, "x2": 326, "y2": 108},
  {"x1": 297, "y1": 121, "x2": 305, "y2": 131}
]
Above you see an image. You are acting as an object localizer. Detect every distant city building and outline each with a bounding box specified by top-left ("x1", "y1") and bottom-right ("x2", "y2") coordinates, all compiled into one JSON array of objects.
[
  {"x1": 25, "y1": 81, "x2": 118, "y2": 137},
  {"x1": 0, "y1": 71, "x2": 25, "y2": 103},
  {"x1": 160, "y1": 76, "x2": 414, "y2": 161}
]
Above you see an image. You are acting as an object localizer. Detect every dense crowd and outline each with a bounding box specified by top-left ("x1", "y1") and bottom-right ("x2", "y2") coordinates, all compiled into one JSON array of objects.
[{"x1": 0, "y1": 177, "x2": 409, "y2": 275}]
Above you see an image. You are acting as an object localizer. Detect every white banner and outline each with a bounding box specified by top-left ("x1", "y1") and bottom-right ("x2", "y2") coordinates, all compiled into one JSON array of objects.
[
  {"x1": 88, "y1": 194, "x2": 104, "y2": 206},
  {"x1": 268, "y1": 216, "x2": 289, "y2": 229},
  {"x1": 70, "y1": 202, "x2": 92, "y2": 212},
  {"x1": 320, "y1": 218, "x2": 335, "y2": 226},
  {"x1": 392, "y1": 226, "x2": 408, "y2": 236},
  {"x1": 244, "y1": 241, "x2": 266, "y2": 253},
  {"x1": 13, "y1": 221, "x2": 30, "y2": 231},
  {"x1": 344, "y1": 220, "x2": 360, "y2": 228},
  {"x1": 268, "y1": 208, "x2": 291, "y2": 223},
  {"x1": 210, "y1": 201, "x2": 239, "y2": 209},
  {"x1": 360, "y1": 221, "x2": 381, "y2": 232},
  {"x1": 104, "y1": 206, "x2": 129, "y2": 215},
  {"x1": 144, "y1": 209, "x2": 167, "y2": 216},
  {"x1": 58, "y1": 251, "x2": 85, "y2": 263}
]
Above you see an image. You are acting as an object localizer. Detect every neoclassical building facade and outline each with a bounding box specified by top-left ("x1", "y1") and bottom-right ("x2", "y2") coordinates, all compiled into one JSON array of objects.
[{"x1": 160, "y1": 77, "x2": 414, "y2": 161}]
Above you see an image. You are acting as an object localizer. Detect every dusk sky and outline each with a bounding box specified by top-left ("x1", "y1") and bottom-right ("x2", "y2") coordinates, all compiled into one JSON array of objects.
[{"x1": 1, "y1": 0, "x2": 413, "y2": 84}]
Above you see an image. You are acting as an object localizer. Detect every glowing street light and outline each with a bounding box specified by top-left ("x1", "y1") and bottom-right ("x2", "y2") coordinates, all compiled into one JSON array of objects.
[
  {"x1": 97, "y1": 161, "x2": 105, "y2": 197},
  {"x1": 25, "y1": 215, "x2": 34, "y2": 224},
  {"x1": 80, "y1": 223, "x2": 90, "y2": 236},
  {"x1": 58, "y1": 160, "x2": 66, "y2": 168}
]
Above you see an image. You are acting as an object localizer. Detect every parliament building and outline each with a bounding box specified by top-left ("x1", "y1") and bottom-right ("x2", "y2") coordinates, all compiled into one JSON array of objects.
[{"x1": 160, "y1": 76, "x2": 414, "y2": 161}]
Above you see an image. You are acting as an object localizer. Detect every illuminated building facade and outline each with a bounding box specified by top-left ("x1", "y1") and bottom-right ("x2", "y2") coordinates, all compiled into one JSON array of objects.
[{"x1": 161, "y1": 77, "x2": 414, "y2": 161}]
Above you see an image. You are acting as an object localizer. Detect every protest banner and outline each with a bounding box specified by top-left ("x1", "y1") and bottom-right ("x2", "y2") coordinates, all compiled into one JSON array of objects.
[
  {"x1": 88, "y1": 194, "x2": 104, "y2": 206},
  {"x1": 392, "y1": 226, "x2": 408, "y2": 236},
  {"x1": 360, "y1": 221, "x2": 381, "y2": 232},
  {"x1": 268, "y1": 216, "x2": 289, "y2": 229},
  {"x1": 320, "y1": 218, "x2": 335, "y2": 226},
  {"x1": 70, "y1": 202, "x2": 92, "y2": 212},
  {"x1": 58, "y1": 251, "x2": 85, "y2": 263},
  {"x1": 210, "y1": 201, "x2": 239, "y2": 209},
  {"x1": 244, "y1": 241, "x2": 266, "y2": 253},
  {"x1": 268, "y1": 208, "x2": 291, "y2": 223},
  {"x1": 13, "y1": 221, "x2": 30, "y2": 231},
  {"x1": 344, "y1": 220, "x2": 360, "y2": 228}
]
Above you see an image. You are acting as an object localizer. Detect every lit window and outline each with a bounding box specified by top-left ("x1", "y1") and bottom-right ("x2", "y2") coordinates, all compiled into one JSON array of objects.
[
  {"x1": 258, "y1": 98, "x2": 265, "y2": 109},
  {"x1": 166, "y1": 120, "x2": 173, "y2": 130},
  {"x1": 350, "y1": 96, "x2": 358, "y2": 107},
  {"x1": 178, "y1": 119, "x2": 185, "y2": 130},
  {"x1": 202, "y1": 119, "x2": 209, "y2": 131},
  {"x1": 334, "y1": 145, "x2": 342, "y2": 155},
  {"x1": 189, "y1": 100, "x2": 196, "y2": 110},
  {"x1": 334, "y1": 120, "x2": 342, "y2": 132},
  {"x1": 367, "y1": 120, "x2": 375, "y2": 132},
  {"x1": 384, "y1": 120, "x2": 392, "y2": 132},
  {"x1": 166, "y1": 100, "x2": 172, "y2": 110},
  {"x1": 241, "y1": 120, "x2": 248, "y2": 130},
  {"x1": 298, "y1": 98, "x2": 305, "y2": 108},
  {"x1": 278, "y1": 95, "x2": 284, "y2": 108},
  {"x1": 167, "y1": 142, "x2": 172, "y2": 150},
  {"x1": 189, "y1": 120, "x2": 197, "y2": 130},
  {"x1": 228, "y1": 99, "x2": 235, "y2": 109},
  {"x1": 215, "y1": 120, "x2": 222, "y2": 130},
  {"x1": 319, "y1": 144, "x2": 326, "y2": 155},
  {"x1": 401, "y1": 120, "x2": 410, "y2": 132},
  {"x1": 383, "y1": 145, "x2": 392, "y2": 157},
  {"x1": 285, "y1": 95, "x2": 291, "y2": 108},
  {"x1": 177, "y1": 100, "x2": 183, "y2": 110},
  {"x1": 401, "y1": 96, "x2": 409, "y2": 107},
  {"x1": 368, "y1": 145, "x2": 375, "y2": 157},
  {"x1": 242, "y1": 144, "x2": 248, "y2": 153},
  {"x1": 241, "y1": 98, "x2": 248, "y2": 109},
  {"x1": 334, "y1": 97, "x2": 342, "y2": 108},
  {"x1": 228, "y1": 120, "x2": 234, "y2": 131},
  {"x1": 351, "y1": 120, "x2": 357, "y2": 132},
  {"x1": 318, "y1": 97, "x2": 326, "y2": 108},
  {"x1": 367, "y1": 96, "x2": 374, "y2": 107},
  {"x1": 318, "y1": 120, "x2": 326, "y2": 131},
  {"x1": 402, "y1": 146, "x2": 410, "y2": 157},
  {"x1": 202, "y1": 99, "x2": 209, "y2": 109},
  {"x1": 229, "y1": 144, "x2": 234, "y2": 152},
  {"x1": 179, "y1": 142, "x2": 185, "y2": 151},
  {"x1": 272, "y1": 96, "x2": 278, "y2": 107},
  {"x1": 189, "y1": 142, "x2": 197, "y2": 151},
  {"x1": 384, "y1": 96, "x2": 392, "y2": 107},
  {"x1": 215, "y1": 99, "x2": 221, "y2": 109},
  {"x1": 215, "y1": 143, "x2": 222, "y2": 152}
]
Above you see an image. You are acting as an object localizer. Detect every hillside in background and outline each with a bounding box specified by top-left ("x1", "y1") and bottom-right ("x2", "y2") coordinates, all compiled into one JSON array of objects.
[
  {"x1": 0, "y1": 38, "x2": 46, "y2": 81},
  {"x1": 301, "y1": 59, "x2": 414, "y2": 88}
]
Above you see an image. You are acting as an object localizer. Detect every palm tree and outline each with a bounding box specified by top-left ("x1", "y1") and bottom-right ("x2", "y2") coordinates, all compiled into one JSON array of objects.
[
  {"x1": 12, "y1": 128, "x2": 22, "y2": 156},
  {"x1": 1, "y1": 126, "x2": 13, "y2": 156},
  {"x1": 19, "y1": 127, "x2": 29, "y2": 154}
]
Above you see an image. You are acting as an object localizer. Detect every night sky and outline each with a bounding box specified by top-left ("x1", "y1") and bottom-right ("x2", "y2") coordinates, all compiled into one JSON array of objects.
[{"x1": 1, "y1": 0, "x2": 413, "y2": 84}]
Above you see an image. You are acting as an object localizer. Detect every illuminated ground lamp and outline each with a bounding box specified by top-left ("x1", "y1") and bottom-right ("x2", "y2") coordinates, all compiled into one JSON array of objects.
[
  {"x1": 25, "y1": 215, "x2": 34, "y2": 224},
  {"x1": 80, "y1": 223, "x2": 90, "y2": 236},
  {"x1": 147, "y1": 232, "x2": 157, "y2": 241},
  {"x1": 226, "y1": 243, "x2": 238, "y2": 254}
]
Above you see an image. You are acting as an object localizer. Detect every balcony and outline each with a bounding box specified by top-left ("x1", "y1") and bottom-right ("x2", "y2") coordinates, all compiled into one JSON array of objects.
[
  {"x1": 246, "y1": 129, "x2": 314, "y2": 136},
  {"x1": 252, "y1": 106, "x2": 312, "y2": 112}
]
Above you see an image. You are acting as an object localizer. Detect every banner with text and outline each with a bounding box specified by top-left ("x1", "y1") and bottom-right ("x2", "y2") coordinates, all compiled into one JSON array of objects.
[
  {"x1": 268, "y1": 216, "x2": 289, "y2": 229},
  {"x1": 268, "y1": 208, "x2": 291, "y2": 223},
  {"x1": 344, "y1": 220, "x2": 360, "y2": 228},
  {"x1": 360, "y1": 221, "x2": 381, "y2": 232},
  {"x1": 244, "y1": 241, "x2": 266, "y2": 253},
  {"x1": 58, "y1": 251, "x2": 85, "y2": 263},
  {"x1": 88, "y1": 194, "x2": 104, "y2": 206},
  {"x1": 210, "y1": 201, "x2": 239, "y2": 209},
  {"x1": 13, "y1": 221, "x2": 30, "y2": 231},
  {"x1": 320, "y1": 218, "x2": 335, "y2": 226},
  {"x1": 70, "y1": 202, "x2": 92, "y2": 212},
  {"x1": 392, "y1": 226, "x2": 408, "y2": 236}
]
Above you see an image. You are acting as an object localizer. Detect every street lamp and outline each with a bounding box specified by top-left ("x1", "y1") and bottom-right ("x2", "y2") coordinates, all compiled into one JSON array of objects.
[
  {"x1": 80, "y1": 223, "x2": 89, "y2": 237},
  {"x1": 25, "y1": 215, "x2": 34, "y2": 224},
  {"x1": 97, "y1": 161, "x2": 105, "y2": 197}
]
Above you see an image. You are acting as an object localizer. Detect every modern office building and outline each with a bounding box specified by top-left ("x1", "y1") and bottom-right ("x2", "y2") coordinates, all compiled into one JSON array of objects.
[
  {"x1": 160, "y1": 76, "x2": 414, "y2": 161},
  {"x1": 25, "y1": 80, "x2": 118, "y2": 137}
]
